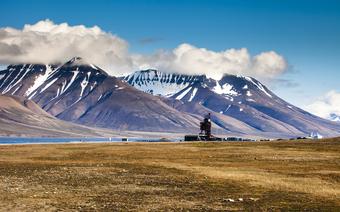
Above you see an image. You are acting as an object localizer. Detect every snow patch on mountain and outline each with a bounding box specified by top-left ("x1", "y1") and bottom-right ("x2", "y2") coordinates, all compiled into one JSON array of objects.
[
  {"x1": 62, "y1": 69, "x2": 79, "y2": 95},
  {"x1": 2, "y1": 64, "x2": 31, "y2": 94},
  {"x1": 176, "y1": 86, "x2": 192, "y2": 100},
  {"x1": 41, "y1": 78, "x2": 58, "y2": 93},
  {"x1": 0, "y1": 74, "x2": 5, "y2": 80},
  {"x1": 188, "y1": 87, "x2": 198, "y2": 102},
  {"x1": 26, "y1": 65, "x2": 54, "y2": 97},
  {"x1": 79, "y1": 75, "x2": 89, "y2": 98},
  {"x1": 212, "y1": 81, "x2": 238, "y2": 96},
  {"x1": 11, "y1": 86, "x2": 21, "y2": 95},
  {"x1": 90, "y1": 64, "x2": 98, "y2": 70},
  {"x1": 243, "y1": 76, "x2": 272, "y2": 97}
]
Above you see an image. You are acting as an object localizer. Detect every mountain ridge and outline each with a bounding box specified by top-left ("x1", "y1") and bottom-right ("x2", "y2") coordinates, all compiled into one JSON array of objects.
[
  {"x1": 0, "y1": 58, "x2": 200, "y2": 133},
  {"x1": 1, "y1": 59, "x2": 340, "y2": 138},
  {"x1": 123, "y1": 69, "x2": 340, "y2": 137}
]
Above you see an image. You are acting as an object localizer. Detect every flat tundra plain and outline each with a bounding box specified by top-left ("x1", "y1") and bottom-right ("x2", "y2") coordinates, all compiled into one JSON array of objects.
[{"x1": 0, "y1": 138, "x2": 339, "y2": 211}]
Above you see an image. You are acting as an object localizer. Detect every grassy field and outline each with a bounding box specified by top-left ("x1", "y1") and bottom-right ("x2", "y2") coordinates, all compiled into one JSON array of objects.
[{"x1": 0, "y1": 138, "x2": 339, "y2": 211}]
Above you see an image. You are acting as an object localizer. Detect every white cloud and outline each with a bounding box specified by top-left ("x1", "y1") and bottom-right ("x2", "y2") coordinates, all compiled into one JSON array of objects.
[
  {"x1": 0, "y1": 19, "x2": 288, "y2": 79},
  {"x1": 133, "y1": 44, "x2": 287, "y2": 79},
  {"x1": 305, "y1": 90, "x2": 340, "y2": 120},
  {"x1": 0, "y1": 19, "x2": 132, "y2": 74}
]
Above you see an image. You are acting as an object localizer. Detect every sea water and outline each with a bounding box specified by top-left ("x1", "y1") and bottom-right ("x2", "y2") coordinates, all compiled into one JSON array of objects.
[{"x1": 0, "y1": 137, "x2": 178, "y2": 144}]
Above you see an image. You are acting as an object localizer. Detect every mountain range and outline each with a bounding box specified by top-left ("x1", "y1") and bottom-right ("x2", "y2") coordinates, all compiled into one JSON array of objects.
[
  {"x1": 123, "y1": 70, "x2": 340, "y2": 137},
  {"x1": 1, "y1": 57, "x2": 339, "y2": 138},
  {"x1": 0, "y1": 58, "x2": 199, "y2": 133}
]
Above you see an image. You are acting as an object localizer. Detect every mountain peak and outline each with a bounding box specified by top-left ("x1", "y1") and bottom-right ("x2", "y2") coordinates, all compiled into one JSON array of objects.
[
  {"x1": 70, "y1": 56, "x2": 83, "y2": 62},
  {"x1": 65, "y1": 56, "x2": 96, "y2": 67},
  {"x1": 66, "y1": 56, "x2": 87, "y2": 65},
  {"x1": 62, "y1": 57, "x2": 104, "y2": 72},
  {"x1": 140, "y1": 69, "x2": 158, "y2": 73}
]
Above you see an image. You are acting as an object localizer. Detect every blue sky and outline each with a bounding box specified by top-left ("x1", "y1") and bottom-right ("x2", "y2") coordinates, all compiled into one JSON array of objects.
[{"x1": 0, "y1": 0, "x2": 339, "y2": 109}]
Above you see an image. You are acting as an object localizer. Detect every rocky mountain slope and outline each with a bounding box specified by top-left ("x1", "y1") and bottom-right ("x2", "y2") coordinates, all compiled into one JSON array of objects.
[
  {"x1": 123, "y1": 70, "x2": 340, "y2": 137},
  {"x1": 0, "y1": 94, "x2": 118, "y2": 137},
  {"x1": 0, "y1": 58, "x2": 199, "y2": 132}
]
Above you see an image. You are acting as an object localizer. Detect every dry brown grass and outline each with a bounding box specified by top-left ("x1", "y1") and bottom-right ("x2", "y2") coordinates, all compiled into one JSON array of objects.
[
  {"x1": 0, "y1": 137, "x2": 339, "y2": 211},
  {"x1": 155, "y1": 162, "x2": 340, "y2": 199}
]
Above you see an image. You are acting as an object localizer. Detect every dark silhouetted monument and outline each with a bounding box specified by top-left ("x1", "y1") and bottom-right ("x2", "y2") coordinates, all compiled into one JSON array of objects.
[
  {"x1": 184, "y1": 113, "x2": 221, "y2": 141},
  {"x1": 200, "y1": 113, "x2": 212, "y2": 139}
]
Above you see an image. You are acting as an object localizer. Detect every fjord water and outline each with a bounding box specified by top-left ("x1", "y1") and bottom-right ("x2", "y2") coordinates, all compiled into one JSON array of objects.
[
  {"x1": 0, "y1": 137, "x2": 118, "y2": 144},
  {"x1": 0, "y1": 137, "x2": 176, "y2": 144}
]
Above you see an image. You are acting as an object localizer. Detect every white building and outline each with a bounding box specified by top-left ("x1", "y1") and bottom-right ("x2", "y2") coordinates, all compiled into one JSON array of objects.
[{"x1": 309, "y1": 132, "x2": 323, "y2": 139}]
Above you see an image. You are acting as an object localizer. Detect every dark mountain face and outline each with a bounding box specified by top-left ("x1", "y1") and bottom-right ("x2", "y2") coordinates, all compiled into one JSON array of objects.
[
  {"x1": 0, "y1": 58, "x2": 199, "y2": 132},
  {"x1": 122, "y1": 69, "x2": 213, "y2": 97},
  {"x1": 123, "y1": 70, "x2": 340, "y2": 137}
]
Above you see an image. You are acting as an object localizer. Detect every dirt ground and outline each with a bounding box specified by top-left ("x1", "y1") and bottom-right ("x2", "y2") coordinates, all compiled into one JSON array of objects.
[{"x1": 0, "y1": 138, "x2": 339, "y2": 211}]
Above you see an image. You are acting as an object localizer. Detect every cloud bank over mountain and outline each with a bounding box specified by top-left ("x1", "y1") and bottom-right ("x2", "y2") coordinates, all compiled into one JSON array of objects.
[
  {"x1": 133, "y1": 44, "x2": 287, "y2": 79},
  {"x1": 0, "y1": 19, "x2": 287, "y2": 80},
  {"x1": 306, "y1": 90, "x2": 340, "y2": 120},
  {"x1": 0, "y1": 19, "x2": 132, "y2": 74}
]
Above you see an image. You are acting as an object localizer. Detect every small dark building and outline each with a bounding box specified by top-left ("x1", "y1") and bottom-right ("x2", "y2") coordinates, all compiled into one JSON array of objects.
[
  {"x1": 226, "y1": 137, "x2": 239, "y2": 141},
  {"x1": 184, "y1": 135, "x2": 200, "y2": 141}
]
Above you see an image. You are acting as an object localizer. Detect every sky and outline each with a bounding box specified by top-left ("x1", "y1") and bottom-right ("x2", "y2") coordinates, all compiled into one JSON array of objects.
[{"x1": 0, "y1": 0, "x2": 339, "y2": 118}]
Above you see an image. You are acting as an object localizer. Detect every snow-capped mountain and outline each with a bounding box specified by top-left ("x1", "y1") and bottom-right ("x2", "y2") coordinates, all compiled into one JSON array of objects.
[
  {"x1": 123, "y1": 70, "x2": 340, "y2": 137},
  {"x1": 122, "y1": 69, "x2": 212, "y2": 97},
  {"x1": 122, "y1": 69, "x2": 272, "y2": 102},
  {"x1": 0, "y1": 58, "x2": 200, "y2": 132},
  {"x1": 1, "y1": 60, "x2": 340, "y2": 137}
]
